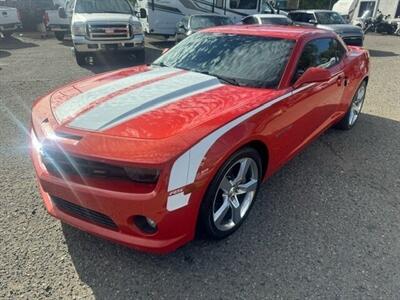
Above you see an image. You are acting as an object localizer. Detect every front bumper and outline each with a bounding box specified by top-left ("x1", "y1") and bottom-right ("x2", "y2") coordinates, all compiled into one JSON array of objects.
[
  {"x1": 0, "y1": 23, "x2": 22, "y2": 32},
  {"x1": 30, "y1": 131, "x2": 199, "y2": 254},
  {"x1": 73, "y1": 34, "x2": 145, "y2": 53}
]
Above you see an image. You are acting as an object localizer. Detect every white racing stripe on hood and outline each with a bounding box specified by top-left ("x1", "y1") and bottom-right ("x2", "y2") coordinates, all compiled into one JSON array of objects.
[
  {"x1": 68, "y1": 71, "x2": 222, "y2": 131},
  {"x1": 54, "y1": 67, "x2": 179, "y2": 123}
]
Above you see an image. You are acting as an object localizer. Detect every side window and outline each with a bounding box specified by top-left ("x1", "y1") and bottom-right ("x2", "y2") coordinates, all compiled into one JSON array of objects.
[
  {"x1": 182, "y1": 17, "x2": 189, "y2": 28},
  {"x1": 294, "y1": 38, "x2": 341, "y2": 81},
  {"x1": 230, "y1": 0, "x2": 257, "y2": 9},
  {"x1": 289, "y1": 12, "x2": 315, "y2": 23},
  {"x1": 242, "y1": 17, "x2": 256, "y2": 24},
  {"x1": 215, "y1": 0, "x2": 224, "y2": 8}
]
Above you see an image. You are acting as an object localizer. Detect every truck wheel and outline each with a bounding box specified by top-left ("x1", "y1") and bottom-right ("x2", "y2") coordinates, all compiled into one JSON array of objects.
[
  {"x1": 75, "y1": 52, "x2": 87, "y2": 66},
  {"x1": 3, "y1": 32, "x2": 13, "y2": 38},
  {"x1": 134, "y1": 49, "x2": 145, "y2": 63},
  {"x1": 54, "y1": 31, "x2": 65, "y2": 41}
]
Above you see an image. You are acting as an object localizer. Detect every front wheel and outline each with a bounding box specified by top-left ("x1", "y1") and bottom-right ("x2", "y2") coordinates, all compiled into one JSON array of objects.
[
  {"x1": 54, "y1": 31, "x2": 65, "y2": 41},
  {"x1": 75, "y1": 51, "x2": 87, "y2": 66},
  {"x1": 199, "y1": 147, "x2": 262, "y2": 239},
  {"x1": 335, "y1": 80, "x2": 367, "y2": 130}
]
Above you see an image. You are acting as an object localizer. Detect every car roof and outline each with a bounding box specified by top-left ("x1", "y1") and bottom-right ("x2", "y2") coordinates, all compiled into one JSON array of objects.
[
  {"x1": 289, "y1": 9, "x2": 333, "y2": 14},
  {"x1": 203, "y1": 25, "x2": 334, "y2": 41},
  {"x1": 190, "y1": 13, "x2": 230, "y2": 18},
  {"x1": 251, "y1": 14, "x2": 289, "y2": 18}
]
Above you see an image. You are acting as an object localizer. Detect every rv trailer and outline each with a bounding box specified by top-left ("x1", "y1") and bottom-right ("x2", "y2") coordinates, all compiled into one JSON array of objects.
[{"x1": 136, "y1": 0, "x2": 278, "y2": 36}]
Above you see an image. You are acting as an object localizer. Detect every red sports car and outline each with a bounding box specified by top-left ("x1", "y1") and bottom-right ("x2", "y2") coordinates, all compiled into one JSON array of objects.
[{"x1": 30, "y1": 25, "x2": 369, "y2": 253}]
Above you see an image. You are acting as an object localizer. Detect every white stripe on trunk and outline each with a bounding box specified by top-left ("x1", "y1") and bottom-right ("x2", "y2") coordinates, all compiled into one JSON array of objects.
[
  {"x1": 69, "y1": 71, "x2": 222, "y2": 131},
  {"x1": 54, "y1": 67, "x2": 179, "y2": 123}
]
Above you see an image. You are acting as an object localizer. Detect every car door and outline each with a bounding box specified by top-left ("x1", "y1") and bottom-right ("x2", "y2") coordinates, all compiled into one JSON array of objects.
[{"x1": 271, "y1": 37, "x2": 346, "y2": 164}]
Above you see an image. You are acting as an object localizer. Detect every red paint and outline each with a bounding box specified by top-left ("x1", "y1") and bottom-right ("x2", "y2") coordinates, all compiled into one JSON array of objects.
[{"x1": 30, "y1": 26, "x2": 369, "y2": 253}]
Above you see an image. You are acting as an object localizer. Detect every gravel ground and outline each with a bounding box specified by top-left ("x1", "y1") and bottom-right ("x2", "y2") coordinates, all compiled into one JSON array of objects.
[{"x1": 0, "y1": 33, "x2": 399, "y2": 299}]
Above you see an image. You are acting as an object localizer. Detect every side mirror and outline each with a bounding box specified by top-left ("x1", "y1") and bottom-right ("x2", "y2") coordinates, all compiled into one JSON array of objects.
[
  {"x1": 162, "y1": 48, "x2": 170, "y2": 54},
  {"x1": 140, "y1": 8, "x2": 147, "y2": 19},
  {"x1": 58, "y1": 7, "x2": 67, "y2": 19},
  {"x1": 293, "y1": 67, "x2": 331, "y2": 89},
  {"x1": 308, "y1": 19, "x2": 318, "y2": 25}
]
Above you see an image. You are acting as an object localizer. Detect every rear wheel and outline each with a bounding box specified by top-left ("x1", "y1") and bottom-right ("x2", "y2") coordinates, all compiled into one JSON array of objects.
[
  {"x1": 3, "y1": 32, "x2": 13, "y2": 38},
  {"x1": 199, "y1": 147, "x2": 262, "y2": 239},
  {"x1": 54, "y1": 31, "x2": 65, "y2": 41},
  {"x1": 335, "y1": 80, "x2": 367, "y2": 130}
]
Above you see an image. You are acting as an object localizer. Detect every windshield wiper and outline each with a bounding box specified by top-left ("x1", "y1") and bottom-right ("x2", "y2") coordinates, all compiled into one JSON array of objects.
[
  {"x1": 198, "y1": 71, "x2": 241, "y2": 86},
  {"x1": 151, "y1": 62, "x2": 170, "y2": 68}
]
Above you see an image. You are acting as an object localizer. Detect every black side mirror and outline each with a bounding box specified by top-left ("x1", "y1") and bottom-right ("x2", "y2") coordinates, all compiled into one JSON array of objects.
[
  {"x1": 58, "y1": 7, "x2": 67, "y2": 19},
  {"x1": 140, "y1": 8, "x2": 147, "y2": 19}
]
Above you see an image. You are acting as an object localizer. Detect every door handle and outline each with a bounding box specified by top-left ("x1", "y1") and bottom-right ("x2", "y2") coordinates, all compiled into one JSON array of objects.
[{"x1": 336, "y1": 75, "x2": 343, "y2": 86}]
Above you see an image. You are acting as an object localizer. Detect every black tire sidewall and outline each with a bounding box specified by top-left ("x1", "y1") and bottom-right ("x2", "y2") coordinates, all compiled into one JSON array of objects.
[{"x1": 199, "y1": 147, "x2": 263, "y2": 239}]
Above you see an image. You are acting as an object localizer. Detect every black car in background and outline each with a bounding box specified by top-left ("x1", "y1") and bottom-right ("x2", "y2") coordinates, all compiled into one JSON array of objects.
[
  {"x1": 288, "y1": 10, "x2": 365, "y2": 46},
  {"x1": 175, "y1": 14, "x2": 233, "y2": 43}
]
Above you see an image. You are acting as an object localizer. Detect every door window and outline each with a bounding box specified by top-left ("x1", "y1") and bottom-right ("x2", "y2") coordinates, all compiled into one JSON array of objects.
[
  {"x1": 294, "y1": 38, "x2": 343, "y2": 81},
  {"x1": 242, "y1": 16, "x2": 257, "y2": 24},
  {"x1": 288, "y1": 12, "x2": 316, "y2": 23},
  {"x1": 358, "y1": 1, "x2": 376, "y2": 17}
]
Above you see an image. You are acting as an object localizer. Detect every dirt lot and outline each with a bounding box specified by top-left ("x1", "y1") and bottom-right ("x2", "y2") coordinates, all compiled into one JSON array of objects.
[{"x1": 0, "y1": 33, "x2": 400, "y2": 299}]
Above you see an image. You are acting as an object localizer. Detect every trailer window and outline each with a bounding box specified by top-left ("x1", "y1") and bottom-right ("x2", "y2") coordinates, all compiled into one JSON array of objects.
[{"x1": 230, "y1": 0, "x2": 257, "y2": 10}]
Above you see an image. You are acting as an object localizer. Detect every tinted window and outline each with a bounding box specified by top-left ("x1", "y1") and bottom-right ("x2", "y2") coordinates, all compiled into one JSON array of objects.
[
  {"x1": 190, "y1": 16, "x2": 233, "y2": 30},
  {"x1": 230, "y1": 0, "x2": 257, "y2": 9},
  {"x1": 315, "y1": 11, "x2": 346, "y2": 24},
  {"x1": 358, "y1": 1, "x2": 376, "y2": 17},
  {"x1": 260, "y1": 17, "x2": 292, "y2": 25},
  {"x1": 153, "y1": 32, "x2": 295, "y2": 88},
  {"x1": 295, "y1": 38, "x2": 343, "y2": 79},
  {"x1": 289, "y1": 12, "x2": 315, "y2": 23},
  {"x1": 242, "y1": 17, "x2": 257, "y2": 24}
]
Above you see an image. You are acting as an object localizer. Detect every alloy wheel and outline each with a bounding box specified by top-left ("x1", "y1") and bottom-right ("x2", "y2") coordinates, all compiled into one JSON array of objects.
[
  {"x1": 212, "y1": 157, "x2": 259, "y2": 231},
  {"x1": 349, "y1": 83, "x2": 366, "y2": 126}
]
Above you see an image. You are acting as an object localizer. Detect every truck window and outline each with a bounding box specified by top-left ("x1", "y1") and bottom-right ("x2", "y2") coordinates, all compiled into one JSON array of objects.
[
  {"x1": 357, "y1": 1, "x2": 376, "y2": 17},
  {"x1": 289, "y1": 12, "x2": 316, "y2": 23},
  {"x1": 230, "y1": 0, "x2": 257, "y2": 10}
]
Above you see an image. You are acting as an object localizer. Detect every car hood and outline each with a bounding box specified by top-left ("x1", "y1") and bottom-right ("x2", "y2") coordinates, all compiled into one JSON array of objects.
[
  {"x1": 72, "y1": 13, "x2": 138, "y2": 24},
  {"x1": 48, "y1": 66, "x2": 281, "y2": 141},
  {"x1": 317, "y1": 24, "x2": 363, "y2": 35}
]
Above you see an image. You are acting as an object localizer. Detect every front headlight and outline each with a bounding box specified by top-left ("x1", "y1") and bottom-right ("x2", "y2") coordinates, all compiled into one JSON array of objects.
[
  {"x1": 72, "y1": 22, "x2": 86, "y2": 36},
  {"x1": 131, "y1": 21, "x2": 142, "y2": 34}
]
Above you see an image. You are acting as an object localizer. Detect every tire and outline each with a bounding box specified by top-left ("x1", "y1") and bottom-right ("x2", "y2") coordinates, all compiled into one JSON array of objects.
[
  {"x1": 54, "y1": 31, "x2": 65, "y2": 41},
  {"x1": 134, "y1": 49, "x2": 145, "y2": 63},
  {"x1": 75, "y1": 51, "x2": 87, "y2": 66},
  {"x1": 335, "y1": 80, "x2": 367, "y2": 130},
  {"x1": 199, "y1": 147, "x2": 263, "y2": 239},
  {"x1": 3, "y1": 32, "x2": 13, "y2": 38}
]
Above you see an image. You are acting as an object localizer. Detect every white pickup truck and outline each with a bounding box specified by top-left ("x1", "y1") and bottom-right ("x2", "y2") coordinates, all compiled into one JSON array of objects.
[
  {"x1": 59, "y1": 0, "x2": 145, "y2": 66},
  {"x1": 0, "y1": 5, "x2": 21, "y2": 38},
  {"x1": 44, "y1": 7, "x2": 70, "y2": 40}
]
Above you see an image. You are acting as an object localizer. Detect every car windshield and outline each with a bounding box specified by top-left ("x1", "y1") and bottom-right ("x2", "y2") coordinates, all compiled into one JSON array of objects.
[
  {"x1": 75, "y1": 0, "x2": 132, "y2": 14},
  {"x1": 190, "y1": 16, "x2": 233, "y2": 30},
  {"x1": 315, "y1": 11, "x2": 346, "y2": 24},
  {"x1": 260, "y1": 17, "x2": 292, "y2": 25},
  {"x1": 152, "y1": 32, "x2": 295, "y2": 88}
]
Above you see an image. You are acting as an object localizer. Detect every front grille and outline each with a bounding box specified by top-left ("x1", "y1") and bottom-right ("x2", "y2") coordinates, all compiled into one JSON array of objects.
[
  {"x1": 41, "y1": 147, "x2": 128, "y2": 179},
  {"x1": 88, "y1": 23, "x2": 131, "y2": 40},
  {"x1": 51, "y1": 196, "x2": 118, "y2": 230},
  {"x1": 342, "y1": 36, "x2": 363, "y2": 46}
]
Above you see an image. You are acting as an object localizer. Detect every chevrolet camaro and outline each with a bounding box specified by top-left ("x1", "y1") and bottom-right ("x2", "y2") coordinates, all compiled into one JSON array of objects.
[{"x1": 30, "y1": 25, "x2": 369, "y2": 253}]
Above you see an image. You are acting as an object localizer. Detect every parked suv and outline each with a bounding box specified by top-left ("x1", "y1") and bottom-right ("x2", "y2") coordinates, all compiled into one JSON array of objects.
[
  {"x1": 0, "y1": 5, "x2": 21, "y2": 38},
  {"x1": 59, "y1": 0, "x2": 145, "y2": 65},
  {"x1": 288, "y1": 10, "x2": 364, "y2": 46}
]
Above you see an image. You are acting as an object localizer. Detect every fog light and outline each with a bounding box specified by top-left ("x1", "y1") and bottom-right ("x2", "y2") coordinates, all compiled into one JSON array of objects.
[{"x1": 133, "y1": 215, "x2": 158, "y2": 234}]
